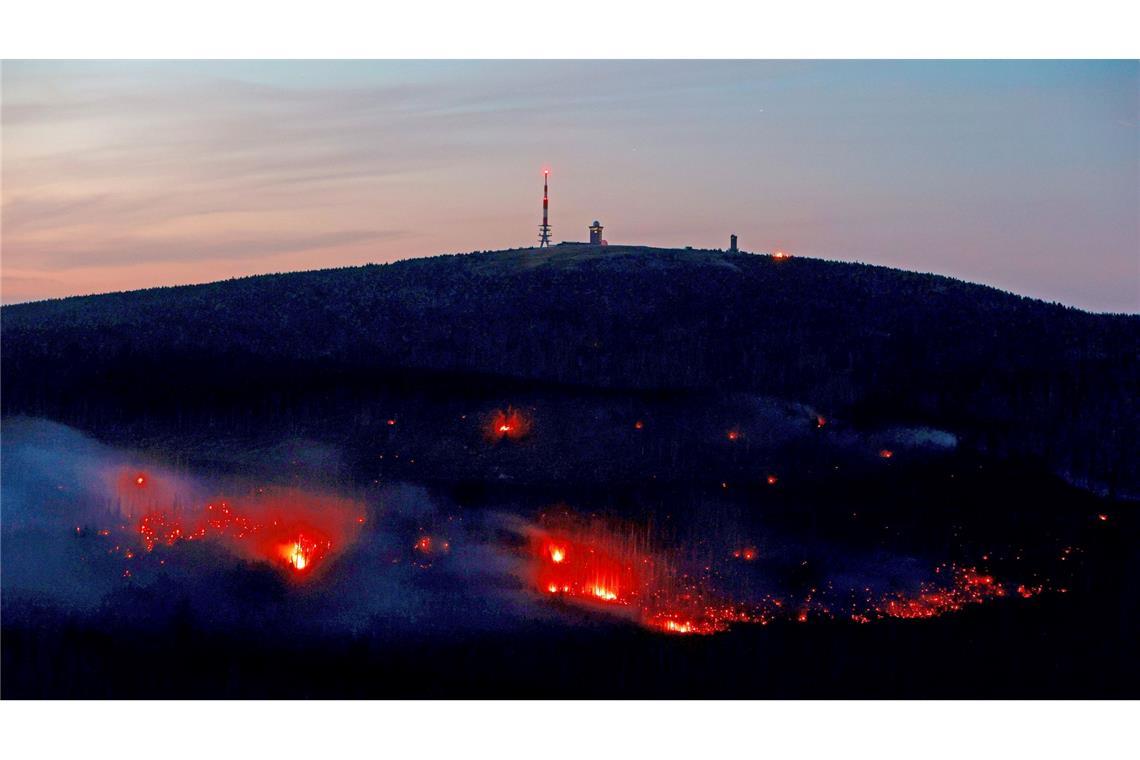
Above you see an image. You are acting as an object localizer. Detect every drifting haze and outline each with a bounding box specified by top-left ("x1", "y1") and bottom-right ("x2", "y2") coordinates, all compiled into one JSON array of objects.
[{"x1": 2, "y1": 60, "x2": 1137, "y2": 311}]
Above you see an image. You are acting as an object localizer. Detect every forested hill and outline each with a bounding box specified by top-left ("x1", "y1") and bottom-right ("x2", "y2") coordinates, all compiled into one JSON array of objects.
[{"x1": 2, "y1": 245, "x2": 1137, "y2": 494}]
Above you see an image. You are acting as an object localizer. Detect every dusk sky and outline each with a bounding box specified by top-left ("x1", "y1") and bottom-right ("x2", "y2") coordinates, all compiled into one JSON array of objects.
[{"x1": 2, "y1": 60, "x2": 1136, "y2": 311}]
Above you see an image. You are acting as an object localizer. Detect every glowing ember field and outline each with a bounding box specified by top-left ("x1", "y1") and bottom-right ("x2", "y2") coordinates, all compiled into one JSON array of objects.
[
  {"x1": 80, "y1": 465, "x2": 1066, "y2": 639},
  {"x1": 527, "y1": 517, "x2": 1049, "y2": 636},
  {"x1": 126, "y1": 475, "x2": 364, "y2": 577}
]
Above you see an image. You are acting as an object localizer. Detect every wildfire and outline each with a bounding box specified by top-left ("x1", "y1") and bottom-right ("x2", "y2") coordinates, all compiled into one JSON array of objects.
[
  {"x1": 532, "y1": 525, "x2": 644, "y2": 611},
  {"x1": 646, "y1": 613, "x2": 730, "y2": 636},
  {"x1": 772, "y1": 250, "x2": 791, "y2": 260},
  {"x1": 529, "y1": 518, "x2": 756, "y2": 634},
  {"x1": 287, "y1": 540, "x2": 309, "y2": 571},
  {"x1": 134, "y1": 488, "x2": 359, "y2": 577},
  {"x1": 486, "y1": 407, "x2": 532, "y2": 442},
  {"x1": 662, "y1": 619, "x2": 694, "y2": 634},
  {"x1": 528, "y1": 512, "x2": 1032, "y2": 637}
]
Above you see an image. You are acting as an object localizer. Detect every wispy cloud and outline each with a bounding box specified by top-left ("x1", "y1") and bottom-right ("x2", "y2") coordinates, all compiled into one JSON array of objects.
[{"x1": 15, "y1": 228, "x2": 406, "y2": 268}]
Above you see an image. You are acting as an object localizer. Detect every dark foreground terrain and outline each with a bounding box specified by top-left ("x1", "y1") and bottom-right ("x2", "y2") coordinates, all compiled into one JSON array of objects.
[{"x1": 2, "y1": 246, "x2": 1136, "y2": 698}]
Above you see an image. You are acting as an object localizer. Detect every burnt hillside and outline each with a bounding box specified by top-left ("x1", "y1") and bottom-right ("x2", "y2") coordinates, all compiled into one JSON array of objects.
[{"x1": 2, "y1": 245, "x2": 1136, "y2": 493}]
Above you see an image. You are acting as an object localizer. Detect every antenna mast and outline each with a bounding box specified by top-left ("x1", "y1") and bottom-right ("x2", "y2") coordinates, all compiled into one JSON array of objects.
[{"x1": 538, "y1": 170, "x2": 552, "y2": 247}]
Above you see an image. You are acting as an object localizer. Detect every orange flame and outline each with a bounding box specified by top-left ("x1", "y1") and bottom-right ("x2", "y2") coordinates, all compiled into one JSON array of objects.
[{"x1": 486, "y1": 407, "x2": 532, "y2": 442}]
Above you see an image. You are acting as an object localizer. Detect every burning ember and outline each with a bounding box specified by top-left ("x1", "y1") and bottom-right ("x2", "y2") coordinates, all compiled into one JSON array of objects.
[
  {"x1": 486, "y1": 407, "x2": 532, "y2": 442},
  {"x1": 879, "y1": 449, "x2": 894, "y2": 459},
  {"x1": 413, "y1": 535, "x2": 451, "y2": 564},
  {"x1": 766, "y1": 474, "x2": 778, "y2": 486},
  {"x1": 726, "y1": 429, "x2": 741, "y2": 442},
  {"x1": 880, "y1": 566, "x2": 1006, "y2": 619},
  {"x1": 135, "y1": 475, "x2": 146, "y2": 486},
  {"x1": 634, "y1": 420, "x2": 644, "y2": 430}
]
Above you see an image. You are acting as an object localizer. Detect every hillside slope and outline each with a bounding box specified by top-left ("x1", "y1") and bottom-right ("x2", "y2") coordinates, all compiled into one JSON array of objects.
[{"x1": 2, "y1": 245, "x2": 1137, "y2": 493}]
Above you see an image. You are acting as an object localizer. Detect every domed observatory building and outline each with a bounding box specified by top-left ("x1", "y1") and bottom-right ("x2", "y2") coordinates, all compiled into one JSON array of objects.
[{"x1": 589, "y1": 220, "x2": 605, "y2": 246}]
